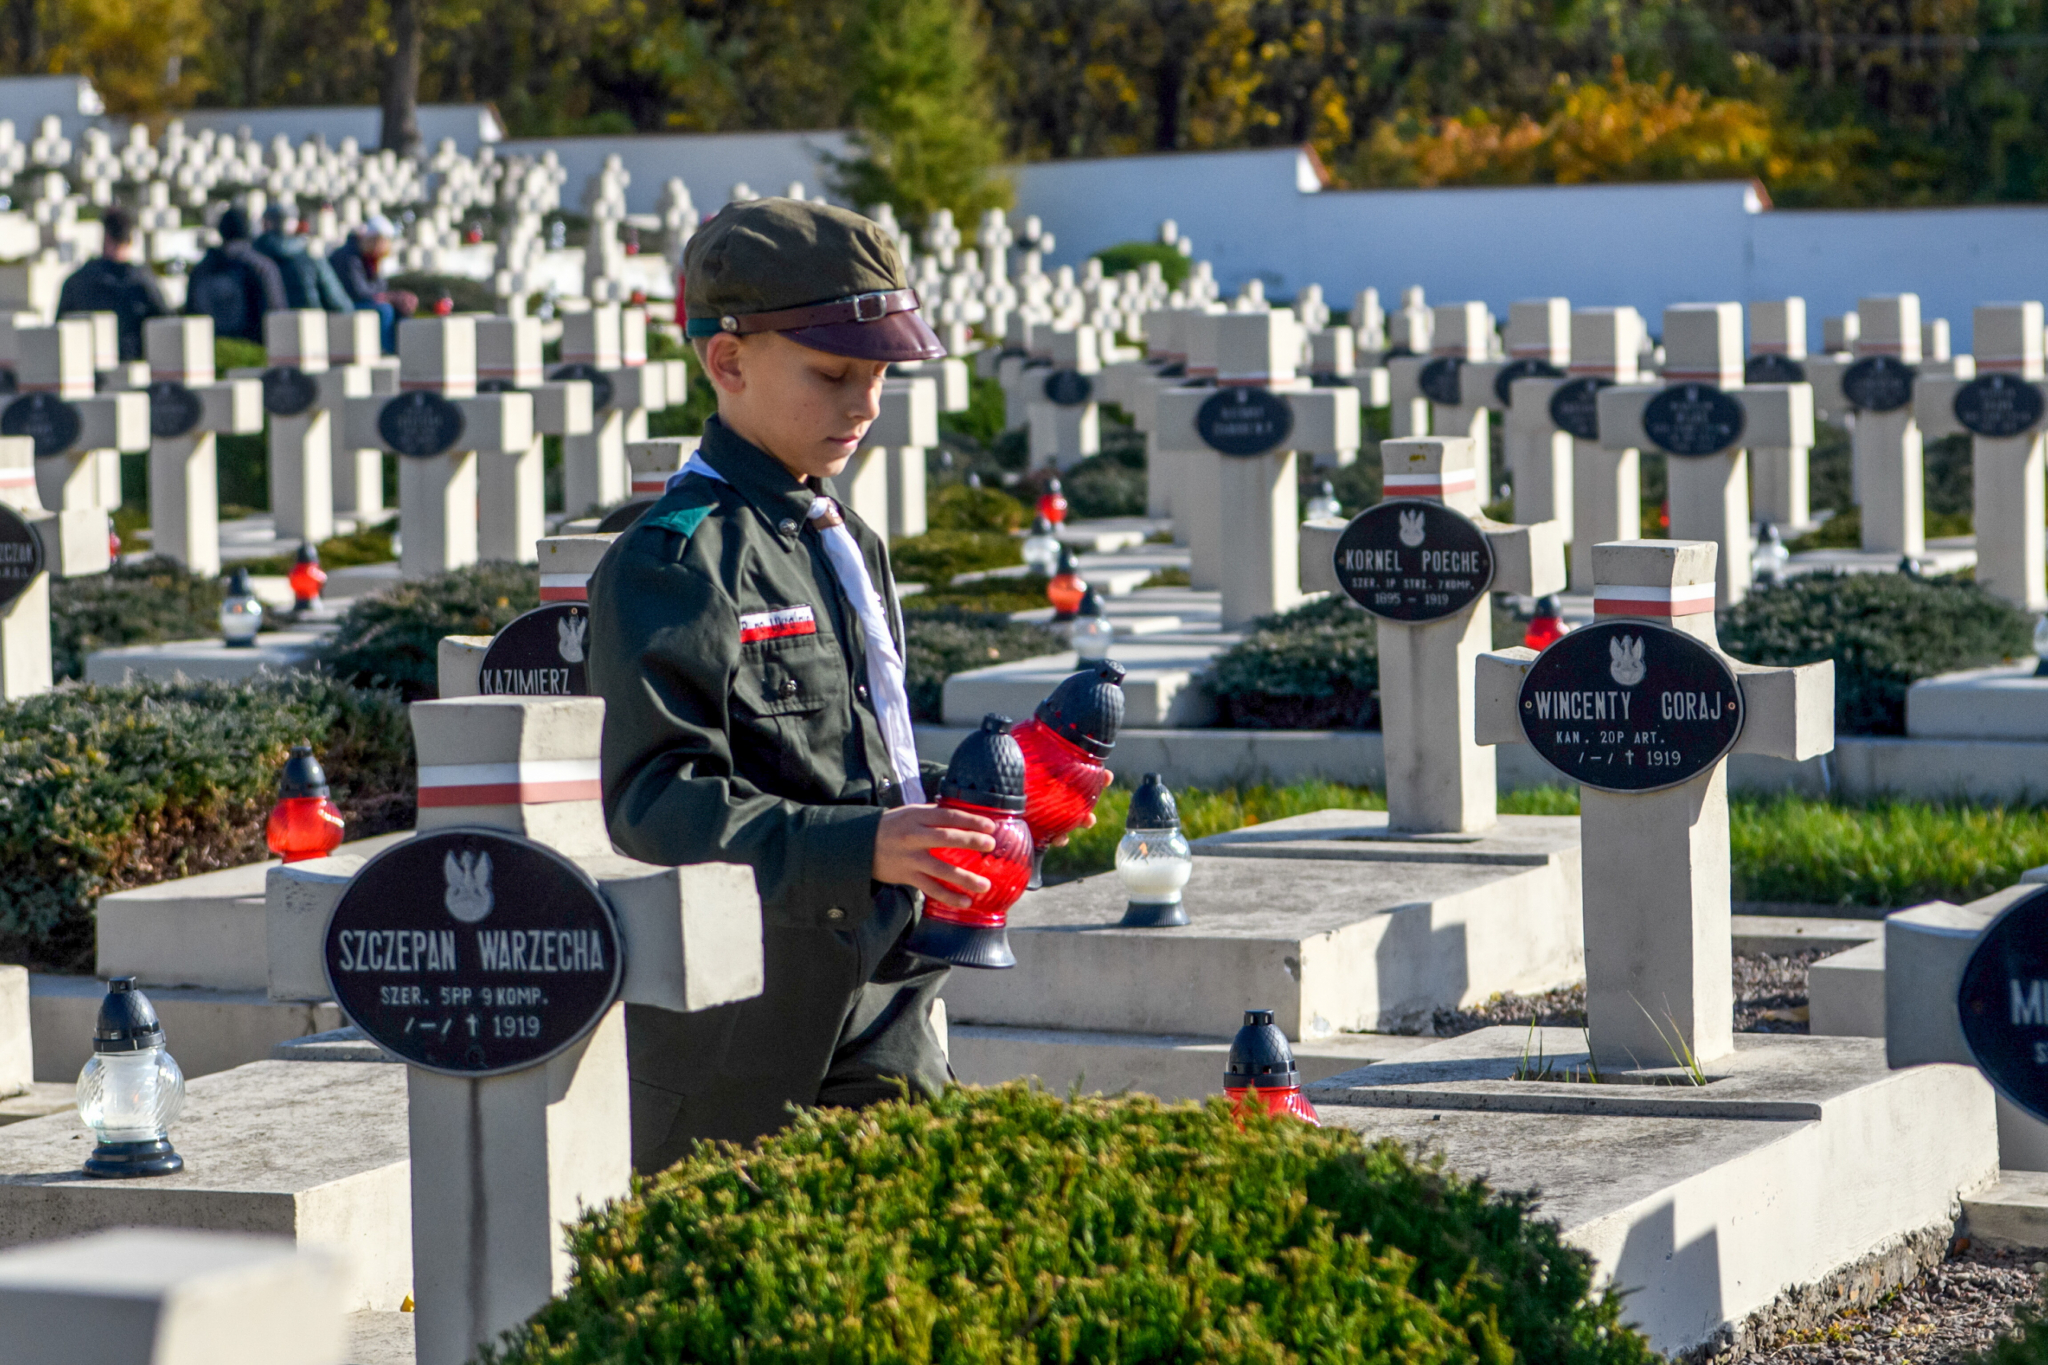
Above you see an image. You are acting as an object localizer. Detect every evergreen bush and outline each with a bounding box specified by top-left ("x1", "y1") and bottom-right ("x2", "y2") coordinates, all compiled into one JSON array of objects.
[
  {"x1": 1205, "y1": 594, "x2": 1381, "y2": 729},
  {"x1": 0, "y1": 675, "x2": 413, "y2": 972},
  {"x1": 52, "y1": 557, "x2": 224, "y2": 681},
  {"x1": 488, "y1": 1084, "x2": 1654, "y2": 1365},
  {"x1": 1091, "y1": 239, "x2": 1193, "y2": 289},
  {"x1": 318, "y1": 561, "x2": 540, "y2": 702},
  {"x1": 927, "y1": 481, "x2": 1028, "y2": 532},
  {"x1": 1719, "y1": 571, "x2": 2031, "y2": 734},
  {"x1": 904, "y1": 612, "x2": 1062, "y2": 721},
  {"x1": 889, "y1": 529, "x2": 1022, "y2": 586}
]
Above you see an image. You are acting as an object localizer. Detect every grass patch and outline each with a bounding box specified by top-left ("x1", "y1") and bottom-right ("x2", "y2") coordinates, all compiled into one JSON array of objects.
[
  {"x1": 234, "y1": 517, "x2": 398, "y2": 574},
  {"x1": 1140, "y1": 565, "x2": 1191, "y2": 588},
  {"x1": 1042, "y1": 779, "x2": 2046, "y2": 908}
]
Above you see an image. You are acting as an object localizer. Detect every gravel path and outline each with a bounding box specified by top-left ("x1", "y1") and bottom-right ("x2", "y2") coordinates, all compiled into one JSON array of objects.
[
  {"x1": 1745, "y1": 1244, "x2": 2042, "y2": 1365},
  {"x1": 1427, "y1": 951, "x2": 1829, "y2": 1037}
]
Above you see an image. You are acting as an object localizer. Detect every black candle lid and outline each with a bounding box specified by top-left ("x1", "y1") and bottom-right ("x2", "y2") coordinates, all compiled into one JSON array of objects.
[
  {"x1": 1126, "y1": 772, "x2": 1179, "y2": 830},
  {"x1": 295, "y1": 541, "x2": 320, "y2": 565},
  {"x1": 94, "y1": 977, "x2": 166, "y2": 1054},
  {"x1": 1033, "y1": 659, "x2": 1126, "y2": 757},
  {"x1": 1030, "y1": 515, "x2": 1052, "y2": 535},
  {"x1": 1076, "y1": 587, "x2": 1105, "y2": 618},
  {"x1": 939, "y1": 714, "x2": 1027, "y2": 812},
  {"x1": 1053, "y1": 543, "x2": 1079, "y2": 576},
  {"x1": 1533, "y1": 594, "x2": 1561, "y2": 617},
  {"x1": 279, "y1": 744, "x2": 330, "y2": 799},
  {"x1": 226, "y1": 566, "x2": 256, "y2": 598},
  {"x1": 1225, "y1": 1008, "x2": 1299, "y2": 1090}
]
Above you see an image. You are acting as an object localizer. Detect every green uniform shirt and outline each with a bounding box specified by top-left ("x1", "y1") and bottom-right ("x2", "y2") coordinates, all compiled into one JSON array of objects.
[{"x1": 587, "y1": 414, "x2": 948, "y2": 1159}]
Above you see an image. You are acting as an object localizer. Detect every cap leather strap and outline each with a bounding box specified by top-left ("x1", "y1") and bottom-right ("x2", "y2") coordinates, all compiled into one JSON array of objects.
[{"x1": 686, "y1": 288, "x2": 921, "y2": 339}]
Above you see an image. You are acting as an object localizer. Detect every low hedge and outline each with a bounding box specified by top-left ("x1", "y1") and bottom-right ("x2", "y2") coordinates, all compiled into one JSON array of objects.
[
  {"x1": 491, "y1": 1084, "x2": 1652, "y2": 1365},
  {"x1": 927, "y1": 482, "x2": 1028, "y2": 532},
  {"x1": 888, "y1": 529, "x2": 1022, "y2": 586},
  {"x1": 318, "y1": 561, "x2": 540, "y2": 702},
  {"x1": 0, "y1": 675, "x2": 413, "y2": 972},
  {"x1": 1720, "y1": 571, "x2": 2031, "y2": 734},
  {"x1": 52, "y1": 557, "x2": 223, "y2": 681},
  {"x1": 905, "y1": 612, "x2": 1063, "y2": 721}
]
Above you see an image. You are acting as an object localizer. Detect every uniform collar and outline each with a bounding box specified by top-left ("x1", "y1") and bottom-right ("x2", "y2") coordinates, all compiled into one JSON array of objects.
[{"x1": 698, "y1": 415, "x2": 828, "y2": 540}]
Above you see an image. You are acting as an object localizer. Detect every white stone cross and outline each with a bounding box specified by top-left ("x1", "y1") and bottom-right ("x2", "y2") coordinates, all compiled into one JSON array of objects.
[
  {"x1": 0, "y1": 435, "x2": 52, "y2": 699},
  {"x1": 326, "y1": 310, "x2": 396, "y2": 523},
  {"x1": 1025, "y1": 324, "x2": 1102, "y2": 471},
  {"x1": 1914, "y1": 302, "x2": 2046, "y2": 611},
  {"x1": 1303, "y1": 435, "x2": 1564, "y2": 833},
  {"x1": 476, "y1": 315, "x2": 594, "y2": 563},
  {"x1": 1424, "y1": 302, "x2": 1498, "y2": 493},
  {"x1": 1476, "y1": 539, "x2": 1833, "y2": 1068},
  {"x1": 1597, "y1": 303, "x2": 1814, "y2": 606},
  {"x1": 1847, "y1": 295, "x2": 1927, "y2": 556},
  {"x1": 1498, "y1": 297, "x2": 1573, "y2": 537},
  {"x1": 845, "y1": 374, "x2": 938, "y2": 538},
  {"x1": 266, "y1": 694, "x2": 763, "y2": 1365},
  {"x1": 1156, "y1": 308, "x2": 1359, "y2": 623},
  {"x1": 141, "y1": 316, "x2": 261, "y2": 576},
  {"x1": 343, "y1": 316, "x2": 535, "y2": 579},
  {"x1": 1745, "y1": 297, "x2": 1812, "y2": 530},
  {"x1": 11, "y1": 318, "x2": 146, "y2": 575},
  {"x1": 554, "y1": 304, "x2": 679, "y2": 518}
]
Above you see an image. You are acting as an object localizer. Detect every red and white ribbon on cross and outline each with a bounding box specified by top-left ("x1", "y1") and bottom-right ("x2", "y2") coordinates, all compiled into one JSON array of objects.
[
  {"x1": 1592, "y1": 583, "x2": 1717, "y2": 618},
  {"x1": 539, "y1": 572, "x2": 589, "y2": 603},
  {"x1": 1382, "y1": 468, "x2": 1477, "y2": 499},
  {"x1": 417, "y1": 758, "x2": 603, "y2": 808}
]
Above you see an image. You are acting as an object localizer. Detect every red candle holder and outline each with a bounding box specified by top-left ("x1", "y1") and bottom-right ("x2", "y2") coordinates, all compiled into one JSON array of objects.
[
  {"x1": 1013, "y1": 660, "x2": 1125, "y2": 887},
  {"x1": 1225, "y1": 1009, "x2": 1321, "y2": 1127},
  {"x1": 289, "y1": 544, "x2": 327, "y2": 612},
  {"x1": 1037, "y1": 477, "x2": 1068, "y2": 525},
  {"x1": 903, "y1": 716, "x2": 1034, "y2": 969},
  {"x1": 1523, "y1": 594, "x2": 1566, "y2": 651},
  {"x1": 267, "y1": 745, "x2": 344, "y2": 863},
  {"x1": 1046, "y1": 544, "x2": 1086, "y2": 618}
]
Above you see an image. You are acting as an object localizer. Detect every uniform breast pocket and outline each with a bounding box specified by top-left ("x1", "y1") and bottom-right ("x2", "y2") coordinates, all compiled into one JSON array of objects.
[
  {"x1": 733, "y1": 634, "x2": 845, "y2": 717},
  {"x1": 733, "y1": 635, "x2": 850, "y2": 792}
]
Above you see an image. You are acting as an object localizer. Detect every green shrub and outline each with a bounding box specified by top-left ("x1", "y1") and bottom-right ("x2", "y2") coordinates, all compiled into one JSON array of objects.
[
  {"x1": 888, "y1": 529, "x2": 1023, "y2": 585},
  {"x1": 1063, "y1": 445, "x2": 1148, "y2": 518},
  {"x1": 490, "y1": 1085, "x2": 1652, "y2": 1365},
  {"x1": 903, "y1": 572, "x2": 1052, "y2": 616},
  {"x1": 1090, "y1": 239, "x2": 1192, "y2": 289},
  {"x1": 52, "y1": 557, "x2": 224, "y2": 681},
  {"x1": 938, "y1": 371, "x2": 1009, "y2": 449},
  {"x1": 904, "y1": 612, "x2": 1062, "y2": 721},
  {"x1": 927, "y1": 481, "x2": 1028, "y2": 532},
  {"x1": 214, "y1": 336, "x2": 265, "y2": 375},
  {"x1": 318, "y1": 561, "x2": 540, "y2": 701},
  {"x1": 0, "y1": 675, "x2": 413, "y2": 971},
  {"x1": 1720, "y1": 571, "x2": 2031, "y2": 734},
  {"x1": 1205, "y1": 594, "x2": 1381, "y2": 729}
]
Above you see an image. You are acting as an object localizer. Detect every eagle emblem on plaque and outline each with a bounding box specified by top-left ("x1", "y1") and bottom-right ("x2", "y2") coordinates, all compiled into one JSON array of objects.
[
  {"x1": 444, "y1": 850, "x2": 495, "y2": 924},
  {"x1": 1398, "y1": 508, "x2": 1426, "y2": 548},
  {"x1": 556, "y1": 613, "x2": 587, "y2": 664},
  {"x1": 1609, "y1": 635, "x2": 1646, "y2": 686}
]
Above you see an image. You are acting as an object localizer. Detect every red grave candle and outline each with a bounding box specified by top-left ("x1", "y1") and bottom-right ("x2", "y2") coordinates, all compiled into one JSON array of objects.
[
  {"x1": 1012, "y1": 660, "x2": 1125, "y2": 886},
  {"x1": 902, "y1": 715, "x2": 1034, "y2": 969},
  {"x1": 266, "y1": 745, "x2": 345, "y2": 863},
  {"x1": 1224, "y1": 1009, "x2": 1321, "y2": 1126},
  {"x1": 1037, "y1": 476, "x2": 1068, "y2": 525},
  {"x1": 289, "y1": 544, "x2": 327, "y2": 611}
]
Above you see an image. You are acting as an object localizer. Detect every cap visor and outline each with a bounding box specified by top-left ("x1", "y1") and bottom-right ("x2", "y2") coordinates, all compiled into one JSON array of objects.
[{"x1": 786, "y1": 310, "x2": 946, "y2": 362}]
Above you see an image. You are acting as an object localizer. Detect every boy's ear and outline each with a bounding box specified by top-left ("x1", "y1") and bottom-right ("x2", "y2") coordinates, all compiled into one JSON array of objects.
[{"x1": 700, "y1": 332, "x2": 748, "y2": 396}]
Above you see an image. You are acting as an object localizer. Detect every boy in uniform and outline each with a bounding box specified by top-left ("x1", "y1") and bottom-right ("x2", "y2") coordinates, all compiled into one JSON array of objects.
[{"x1": 587, "y1": 198, "x2": 1000, "y2": 1170}]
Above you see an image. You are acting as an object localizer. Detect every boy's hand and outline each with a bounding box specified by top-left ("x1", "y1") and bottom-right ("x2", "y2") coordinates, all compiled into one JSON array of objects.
[{"x1": 875, "y1": 805, "x2": 998, "y2": 909}]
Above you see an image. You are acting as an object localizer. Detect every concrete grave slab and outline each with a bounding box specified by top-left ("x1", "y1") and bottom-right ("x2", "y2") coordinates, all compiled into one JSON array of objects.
[
  {"x1": 939, "y1": 836, "x2": 1582, "y2": 1039},
  {"x1": 0, "y1": 1059, "x2": 411, "y2": 1311},
  {"x1": 1963, "y1": 1170, "x2": 2048, "y2": 1249},
  {"x1": 942, "y1": 645, "x2": 1216, "y2": 728},
  {"x1": 949, "y1": 1024, "x2": 1436, "y2": 1098},
  {"x1": 1311, "y1": 1026, "x2": 1997, "y2": 1355},
  {"x1": 1908, "y1": 663, "x2": 2048, "y2": 741},
  {"x1": 32, "y1": 977, "x2": 345, "y2": 1083},
  {"x1": 83, "y1": 630, "x2": 326, "y2": 684},
  {"x1": 1808, "y1": 938, "x2": 1885, "y2": 1038}
]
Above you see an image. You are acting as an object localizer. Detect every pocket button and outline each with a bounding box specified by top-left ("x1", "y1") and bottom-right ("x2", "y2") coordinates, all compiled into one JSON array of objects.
[
  {"x1": 825, "y1": 906, "x2": 845, "y2": 922},
  {"x1": 780, "y1": 677, "x2": 799, "y2": 697}
]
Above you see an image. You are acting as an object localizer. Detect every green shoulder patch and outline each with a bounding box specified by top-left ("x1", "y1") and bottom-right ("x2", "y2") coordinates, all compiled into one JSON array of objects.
[{"x1": 643, "y1": 503, "x2": 712, "y2": 539}]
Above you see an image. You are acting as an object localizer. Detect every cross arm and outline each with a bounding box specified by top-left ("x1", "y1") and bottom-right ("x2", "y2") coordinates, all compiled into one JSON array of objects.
[
  {"x1": 75, "y1": 391, "x2": 148, "y2": 453},
  {"x1": 1475, "y1": 517, "x2": 1566, "y2": 597},
  {"x1": 198, "y1": 377, "x2": 264, "y2": 435},
  {"x1": 584, "y1": 854, "x2": 765, "y2": 1013},
  {"x1": 609, "y1": 362, "x2": 668, "y2": 414},
  {"x1": 1729, "y1": 658, "x2": 1835, "y2": 760},
  {"x1": 531, "y1": 379, "x2": 594, "y2": 438},
  {"x1": 1913, "y1": 374, "x2": 1967, "y2": 438},
  {"x1": 866, "y1": 376, "x2": 939, "y2": 448},
  {"x1": 1474, "y1": 646, "x2": 1537, "y2": 746},
  {"x1": 1732, "y1": 383, "x2": 1814, "y2": 449}
]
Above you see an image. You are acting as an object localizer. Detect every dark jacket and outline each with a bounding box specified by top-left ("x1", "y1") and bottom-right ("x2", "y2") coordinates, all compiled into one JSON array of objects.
[
  {"x1": 327, "y1": 238, "x2": 384, "y2": 307},
  {"x1": 56, "y1": 257, "x2": 169, "y2": 362},
  {"x1": 253, "y1": 231, "x2": 354, "y2": 313},
  {"x1": 183, "y1": 241, "x2": 286, "y2": 342},
  {"x1": 587, "y1": 415, "x2": 947, "y2": 1154}
]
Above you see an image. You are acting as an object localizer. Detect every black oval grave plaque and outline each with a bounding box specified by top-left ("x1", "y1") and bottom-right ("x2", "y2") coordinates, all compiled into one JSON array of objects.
[
  {"x1": 1955, "y1": 374, "x2": 2047, "y2": 439},
  {"x1": 1841, "y1": 355, "x2": 1917, "y2": 413},
  {"x1": 1333, "y1": 499, "x2": 1495, "y2": 623},
  {"x1": 1643, "y1": 383, "x2": 1746, "y2": 457},
  {"x1": 378, "y1": 390, "x2": 467, "y2": 458},
  {"x1": 325, "y1": 828, "x2": 622, "y2": 1077},
  {"x1": 146, "y1": 380, "x2": 204, "y2": 439},
  {"x1": 1548, "y1": 377, "x2": 1612, "y2": 441},
  {"x1": 1196, "y1": 387, "x2": 1294, "y2": 456},
  {"x1": 1493, "y1": 357, "x2": 1565, "y2": 408},
  {"x1": 595, "y1": 498, "x2": 657, "y2": 534},
  {"x1": 0, "y1": 502, "x2": 44, "y2": 608},
  {"x1": 1744, "y1": 354, "x2": 1808, "y2": 385},
  {"x1": 0, "y1": 392, "x2": 79, "y2": 458},
  {"x1": 1518, "y1": 619, "x2": 1744, "y2": 793},
  {"x1": 0, "y1": 369, "x2": 18, "y2": 397},
  {"x1": 478, "y1": 603, "x2": 590, "y2": 697},
  {"x1": 549, "y1": 361, "x2": 614, "y2": 412},
  {"x1": 1043, "y1": 368, "x2": 1093, "y2": 406},
  {"x1": 262, "y1": 365, "x2": 320, "y2": 417},
  {"x1": 1959, "y1": 886, "x2": 2048, "y2": 1123},
  {"x1": 1418, "y1": 357, "x2": 1463, "y2": 406}
]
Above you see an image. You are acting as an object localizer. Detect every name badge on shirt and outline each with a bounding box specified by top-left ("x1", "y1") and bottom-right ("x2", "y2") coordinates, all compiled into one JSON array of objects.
[{"x1": 738, "y1": 604, "x2": 818, "y2": 644}]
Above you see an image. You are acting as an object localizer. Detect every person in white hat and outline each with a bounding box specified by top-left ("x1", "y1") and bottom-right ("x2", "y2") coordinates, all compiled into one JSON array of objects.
[{"x1": 328, "y1": 213, "x2": 416, "y2": 354}]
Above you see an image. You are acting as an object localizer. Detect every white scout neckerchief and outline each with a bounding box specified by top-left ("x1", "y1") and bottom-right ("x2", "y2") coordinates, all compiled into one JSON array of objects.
[{"x1": 669, "y1": 454, "x2": 926, "y2": 805}]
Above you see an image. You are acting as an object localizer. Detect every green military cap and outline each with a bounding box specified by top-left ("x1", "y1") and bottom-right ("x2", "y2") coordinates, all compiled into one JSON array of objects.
[{"x1": 682, "y1": 197, "x2": 945, "y2": 362}]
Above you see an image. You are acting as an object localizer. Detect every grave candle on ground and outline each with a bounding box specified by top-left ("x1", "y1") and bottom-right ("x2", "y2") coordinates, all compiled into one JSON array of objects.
[
  {"x1": 1476, "y1": 538, "x2": 1833, "y2": 1068},
  {"x1": 1331, "y1": 436, "x2": 1563, "y2": 833},
  {"x1": 265, "y1": 695, "x2": 764, "y2": 1365},
  {"x1": 142, "y1": 316, "x2": 261, "y2": 575}
]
